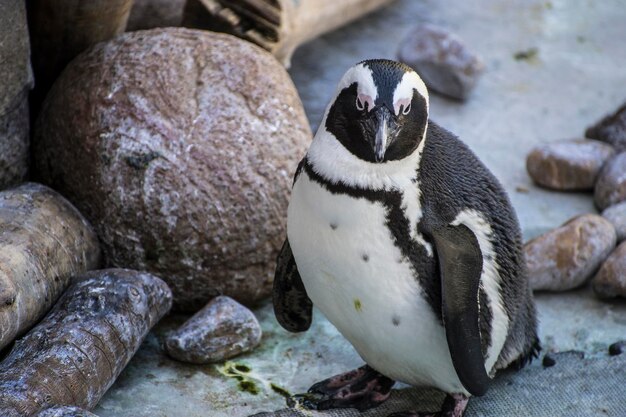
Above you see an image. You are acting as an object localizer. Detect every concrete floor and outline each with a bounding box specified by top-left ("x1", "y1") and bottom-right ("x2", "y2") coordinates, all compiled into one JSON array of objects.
[{"x1": 95, "y1": 0, "x2": 626, "y2": 416}]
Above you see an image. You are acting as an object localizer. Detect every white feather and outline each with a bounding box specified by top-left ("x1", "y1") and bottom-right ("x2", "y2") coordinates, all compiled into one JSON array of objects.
[
  {"x1": 451, "y1": 209, "x2": 509, "y2": 373},
  {"x1": 288, "y1": 171, "x2": 466, "y2": 394}
]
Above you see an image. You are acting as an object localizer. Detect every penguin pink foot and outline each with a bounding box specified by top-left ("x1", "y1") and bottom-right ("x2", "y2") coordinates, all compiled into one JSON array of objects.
[
  {"x1": 389, "y1": 394, "x2": 469, "y2": 417},
  {"x1": 288, "y1": 365, "x2": 395, "y2": 411}
]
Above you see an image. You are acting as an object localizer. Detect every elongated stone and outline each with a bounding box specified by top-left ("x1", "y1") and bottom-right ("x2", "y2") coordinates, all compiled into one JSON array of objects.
[
  {"x1": 526, "y1": 139, "x2": 615, "y2": 190},
  {"x1": 525, "y1": 214, "x2": 616, "y2": 291},
  {"x1": 594, "y1": 152, "x2": 626, "y2": 210},
  {"x1": 592, "y1": 241, "x2": 626, "y2": 299}
]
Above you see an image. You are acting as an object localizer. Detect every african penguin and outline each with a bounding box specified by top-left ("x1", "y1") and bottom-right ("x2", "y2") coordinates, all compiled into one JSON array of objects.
[{"x1": 273, "y1": 59, "x2": 540, "y2": 417}]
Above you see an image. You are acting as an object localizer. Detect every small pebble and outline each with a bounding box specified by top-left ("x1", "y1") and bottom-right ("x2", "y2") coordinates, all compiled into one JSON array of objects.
[
  {"x1": 594, "y1": 152, "x2": 626, "y2": 210},
  {"x1": 165, "y1": 296, "x2": 262, "y2": 364},
  {"x1": 525, "y1": 214, "x2": 616, "y2": 291},
  {"x1": 526, "y1": 139, "x2": 615, "y2": 190},
  {"x1": 608, "y1": 341, "x2": 624, "y2": 356},
  {"x1": 586, "y1": 101, "x2": 626, "y2": 152},
  {"x1": 542, "y1": 353, "x2": 556, "y2": 368},
  {"x1": 601, "y1": 201, "x2": 626, "y2": 242},
  {"x1": 397, "y1": 24, "x2": 484, "y2": 100},
  {"x1": 591, "y1": 241, "x2": 626, "y2": 299},
  {"x1": 36, "y1": 406, "x2": 99, "y2": 417}
]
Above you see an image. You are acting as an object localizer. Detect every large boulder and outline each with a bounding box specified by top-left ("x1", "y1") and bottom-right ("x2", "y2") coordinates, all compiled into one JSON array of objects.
[
  {"x1": 34, "y1": 28, "x2": 312, "y2": 311},
  {"x1": 0, "y1": 0, "x2": 33, "y2": 189}
]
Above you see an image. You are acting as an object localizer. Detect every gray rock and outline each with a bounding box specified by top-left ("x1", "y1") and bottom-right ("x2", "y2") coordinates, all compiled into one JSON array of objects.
[
  {"x1": 397, "y1": 24, "x2": 484, "y2": 100},
  {"x1": 525, "y1": 214, "x2": 616, "y2": 291},
  {"x1": 594, "y1": 152, "x2": 626, "y2": 210},
  {"x1": 526, "y1": 139, "x2": 615, "y2": 190},
  {"x1": 592, "y1": 241, "x2": 626, "y2": 299},
  {"x1": 602, "y1": 201, "x2": 626, "y2": 242},
  {"x1": 36, "y1": 406, "x2": 99, "y2": 417},
  {"x1": 0, "y1": 0, "x2": 33, "y2": 189},
  {"x1": 165, "y1": 296, "x2": 262, "y2": 364},
  {"x1": 586, "y1": 101, "x2": 626, "y2": 152}
]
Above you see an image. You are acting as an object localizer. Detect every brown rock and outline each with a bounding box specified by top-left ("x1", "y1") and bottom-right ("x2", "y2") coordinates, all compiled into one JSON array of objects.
[
  {"x1": 397, "y1": 24, "x2": 484, "y2": 100},
  {"x1": 602, "y1": 202, "x2": 626, "y2": 243},
  {"x1": 586, "y1": 102, "x2": 626, "y2": 152},
  {"x1": 126, "y1": 0, "x2": 185, "y2": 31},
  {"x1": 36, "y1": 406, "x2": 99, "y2": 417},
  {"x1": 34, "y1": 29, "x2": 312, "y2": 311},
  {"x1": 592, "y1": 241, "x2": 626, "y2": 299},
  {"x1": 594, "y1": 152, "x2": 626, "y2": 210},
  {"x1": 165, "y1": 296, "x2": 262, "y2": 364},
  {"x1": 525, "y1": 214, "x2": 616, "y2": 291},
  {"x1": 526, "y1": 139, "x2": 615, "y2": 190},
  {"x1": 0, "y1": 0, "x2": 33, "y2": 189}
]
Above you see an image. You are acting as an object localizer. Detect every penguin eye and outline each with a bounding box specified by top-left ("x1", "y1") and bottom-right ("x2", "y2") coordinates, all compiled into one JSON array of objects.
[
  {"x1": 356, "y1": 96, "x2": 366, "y2": 111},
  {"x1": 402, "y1": 102, "x2": 411, "y2": 115}
]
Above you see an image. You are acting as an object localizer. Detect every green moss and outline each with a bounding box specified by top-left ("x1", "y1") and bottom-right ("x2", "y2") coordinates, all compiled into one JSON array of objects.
[
  {"x1": 239, "y1": 380, "x2": 260, "y2": 395},
  {"x1": 513, "y1": 47, "x2": 539, "y2": 61},
  {"x1": 234, "y1": 364, "x2": 251, "y2": 373},
  {"x1": 270, "y1": 383, "x2": 292, "y2": 399},
  {"x1": 217, "y1": 361, "x2": 259, "y2": 396},
  {"x1": 353, "y1": 298, "x2": 362, "y2": 312}
]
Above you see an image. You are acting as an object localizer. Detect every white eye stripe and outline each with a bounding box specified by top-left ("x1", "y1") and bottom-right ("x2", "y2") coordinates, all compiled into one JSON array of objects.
[
  {"x1": 357, "y1": 93, "x2": 374, "y2": 112},
  {"x1": 402, "y1": 102, "x2": 411, "y2": 115},
  {"x1": 356, "y1": 96, "x2": 365, "y2": 110}
]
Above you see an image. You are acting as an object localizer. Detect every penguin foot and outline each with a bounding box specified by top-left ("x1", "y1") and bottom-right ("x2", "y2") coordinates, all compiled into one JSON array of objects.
[
  {"x1": 287, "y1": 365, "x2": 395, "y2": 411},
  {"x1": 388, "y1": 393, "x2": 469, "y2": 417}
]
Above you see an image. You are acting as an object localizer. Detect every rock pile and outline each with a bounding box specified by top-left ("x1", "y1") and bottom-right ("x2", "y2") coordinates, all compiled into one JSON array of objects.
[{"x1": 525, "y1": 102, "x2": 626, "y2": 298}]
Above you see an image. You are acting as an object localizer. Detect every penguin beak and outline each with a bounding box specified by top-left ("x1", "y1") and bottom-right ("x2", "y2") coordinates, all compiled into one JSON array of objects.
[{"x1": 374, "y1": 107, "x2": 393, "y2": 162}]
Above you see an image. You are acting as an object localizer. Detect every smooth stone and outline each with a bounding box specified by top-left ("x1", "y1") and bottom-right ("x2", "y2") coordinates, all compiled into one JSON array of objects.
[
  {"x1": 165, "y1": 296, "x2": 262, "y2": 364},
  {"x1": 586, "y1": 101, "x2": 626, "y2": 152},
  {"x1": 592, "y1": 241, "x2": 626, "y2": 299},
  {"x1": 525, "y1": 214, "x2": 616, "y2": 291},
  {"x1": 397, "y1": 23, "x2": 484, "y2": 100},
  {"x1": 601, "y1": 201, "x2": 626, "y2": 242},
  {"x1": 594, "y1": 152, "x2": 626, "y2": 210},
  {"x1": 526, "y1": 139, "x2": 615, "y2": 190}
]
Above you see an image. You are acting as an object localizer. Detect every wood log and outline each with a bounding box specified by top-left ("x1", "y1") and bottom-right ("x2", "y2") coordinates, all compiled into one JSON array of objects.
[
  {"x1": 183, "y1": 0, "x2": 396, "y2": 66},
  {"x1": 0, "y1": 183, "x2": 101, "y2": 351},
  {"x1": 0, "y1": 269, "x2": 172, "y2": 417}
]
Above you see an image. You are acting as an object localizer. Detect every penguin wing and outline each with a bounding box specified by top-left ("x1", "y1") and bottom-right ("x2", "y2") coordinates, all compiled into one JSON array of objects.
[
  {"x1": 432, "y1": 224, "x2": 491, "y2": 396},
  {"x1": 273, "y1": 238, "x2": 313, "y2": 332}
]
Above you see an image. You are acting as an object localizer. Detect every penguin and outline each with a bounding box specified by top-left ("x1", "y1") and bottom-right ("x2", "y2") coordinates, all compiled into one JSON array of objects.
[{"x1": 273, "y1": 59, "x2": 540, "y2": 417}]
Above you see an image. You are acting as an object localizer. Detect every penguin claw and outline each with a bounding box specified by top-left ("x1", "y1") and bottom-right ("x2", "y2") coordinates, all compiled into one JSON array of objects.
[{"x1": 288, "y1": 365, "x2": 395, "y2": 411}]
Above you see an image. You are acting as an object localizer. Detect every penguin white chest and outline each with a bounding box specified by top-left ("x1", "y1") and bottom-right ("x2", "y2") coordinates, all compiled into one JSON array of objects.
[{"x1": 287, "y1": 172, "x2": 465, "y2": 393}]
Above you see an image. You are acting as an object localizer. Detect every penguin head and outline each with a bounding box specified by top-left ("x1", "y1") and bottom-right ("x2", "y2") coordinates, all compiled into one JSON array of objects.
[{"x1": 323, "y1": 59, "x2": 429, "y2": 163}]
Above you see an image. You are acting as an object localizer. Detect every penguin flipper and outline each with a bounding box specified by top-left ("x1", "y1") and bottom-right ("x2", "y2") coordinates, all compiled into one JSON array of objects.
[
  {"x1": 432, "y1": 224, "x2": 491, "y2": 396},
  {"x1": 273, "y1": 238, "x2": 313, "y2": 332}
]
